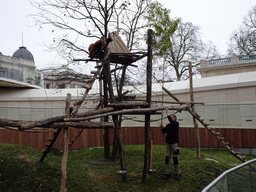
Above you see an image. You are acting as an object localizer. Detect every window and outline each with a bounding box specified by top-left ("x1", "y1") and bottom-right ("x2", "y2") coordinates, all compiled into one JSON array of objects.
[
  {"x1": 46, "y1": 83, "x2": 50, "y2": 89},
  {"x1": 70, "y1": 84, "x2": 76, "y2": 88},
  {"x1": 10, "y1": 70, "x2": 20, "y2": 81},
  {"x1": 0, "y1": 71, "x2": 5, "y2": 77}
]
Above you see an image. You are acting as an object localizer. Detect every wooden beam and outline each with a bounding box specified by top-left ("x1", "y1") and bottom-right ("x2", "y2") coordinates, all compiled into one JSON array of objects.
[
  {"x1": 133, "y1": 99, "x2": 204, "y2": 105},
  {"x1": 2, "y1": 106, "x2": 187, "y2": 130},
  {"x1": 75, "y1": 107, "x2": 114, "y2": 118},
  {"x1": 110, "y1": 64, "x2": 138, "y2": 73},
  {"x1": 108, "y1": 101, "x2": 149, "y2": 108},
  {"x1": 18, "y1": 108, "x2": 114, "y2": 130},
  {"x1": 0, "y1": 119, "x2": 30, "y2": 128},
  {"x1": 51, "y1": 121, "x2": 114, "y2": 129},
  {"x1": 162, "y1": 87, "x2": 180, "y2": 102},
  {"x1": 17, "y1": 116, "x2": 64, "y2": 131},
  {"x1": 65, "y1": 106, "x2": 189, "y2": 122}
]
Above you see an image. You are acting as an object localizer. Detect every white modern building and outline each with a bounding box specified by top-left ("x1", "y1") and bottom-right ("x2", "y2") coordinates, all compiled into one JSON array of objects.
[
  {"x1": 1, "y1": 54, "x2": 256, "y2": 153},
  {"x1": 0, "y1": 69, "x2": 256, "y2": 128}
]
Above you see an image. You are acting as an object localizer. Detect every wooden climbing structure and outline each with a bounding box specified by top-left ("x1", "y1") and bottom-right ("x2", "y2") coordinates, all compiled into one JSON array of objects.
[{"x1": 0, "y1": 29, "x2": 247, "y2": 192}]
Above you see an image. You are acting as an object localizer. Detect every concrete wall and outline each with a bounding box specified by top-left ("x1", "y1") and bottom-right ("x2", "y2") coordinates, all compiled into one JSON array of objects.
[{"x1": 1, "y1": 71, "x2": 256, "y2": 129}]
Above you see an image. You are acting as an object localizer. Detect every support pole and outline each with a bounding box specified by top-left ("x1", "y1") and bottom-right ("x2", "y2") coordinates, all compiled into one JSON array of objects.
[
  {"x1": 99, "y1": 62, "x2": 110, "y2": 160},
  {"x1": 189, "y1": 62, "x2": 201, "y2": 159},
  {"x1": 103, "y1": 36, "x2": 127, "y2": 181},
  {"x1": 142, "y1": 29, "x2": 153, "y2": 183},
  {"x1": 60, "y1": 93, "x2": 71, "y2": 192}
]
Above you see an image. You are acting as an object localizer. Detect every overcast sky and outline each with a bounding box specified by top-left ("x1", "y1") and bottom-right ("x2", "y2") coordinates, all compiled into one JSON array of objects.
[{"x1": 0, "y1": 0, "x2": 255, "y2": 70}]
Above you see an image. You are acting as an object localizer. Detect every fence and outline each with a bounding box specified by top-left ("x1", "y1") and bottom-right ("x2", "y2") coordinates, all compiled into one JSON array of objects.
[
  {"x1": 202, "y1": 158, "x2": 256, "y2": 192},
  {"x1": 1, "y1": 127, "x2": 256, "y2": 151}
]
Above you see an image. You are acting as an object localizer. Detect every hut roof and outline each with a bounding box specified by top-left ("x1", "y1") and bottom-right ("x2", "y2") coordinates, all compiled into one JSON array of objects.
[
  {"x1": 108, "y1": 32, "x2": 146, "y2": 65},
  {"x1": 108, "y1": 32, "x2": 130, "y2": 54}
]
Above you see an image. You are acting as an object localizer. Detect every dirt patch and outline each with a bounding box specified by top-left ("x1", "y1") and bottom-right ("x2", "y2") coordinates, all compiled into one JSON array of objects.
[
  {"x1": 81, "y1": 164, "x2": 95, "y2": 177},
  {"x1": 203, "y1": 164, "x2": 222, "y2": 177},
  {"x1": 17, "y1": 154, "x2": 35, "y2": 162}
]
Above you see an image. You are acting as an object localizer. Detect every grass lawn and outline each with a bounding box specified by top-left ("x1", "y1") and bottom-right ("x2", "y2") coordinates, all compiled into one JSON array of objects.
[{"x1": 0, "y1": 143, "x2": 255, "y2": 192}]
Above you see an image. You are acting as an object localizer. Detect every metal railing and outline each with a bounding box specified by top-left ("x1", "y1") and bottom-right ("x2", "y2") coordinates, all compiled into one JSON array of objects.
[{"x1": 202, "y1": 158, "x2": 256, "y2": 192}]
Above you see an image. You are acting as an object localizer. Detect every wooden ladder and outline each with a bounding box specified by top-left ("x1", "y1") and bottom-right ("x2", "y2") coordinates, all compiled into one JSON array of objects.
[
  {"x1": 68, "y1": 63, "x2": 102, "y2": 148},
  {"x1": 187, "y1": 108, "x2": 246, "y2": 162},
  {"x1": 41, "y1": 63, "x2": 103, "y2": 158},
  {"x1": 163, "y1": 86, "x2": 246, "y2": 162}
]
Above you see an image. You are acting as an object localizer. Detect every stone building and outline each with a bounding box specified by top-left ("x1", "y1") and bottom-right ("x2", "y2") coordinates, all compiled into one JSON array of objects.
[
  {"x1": 40, "y1": 66, "x2": 92, "y2": 89},
  {"x1": 198, "y1": 55, "x2": 256, "y2": 78},
  {"x1": 0, "y1": 46, "x2": 42, "y2": 88}
]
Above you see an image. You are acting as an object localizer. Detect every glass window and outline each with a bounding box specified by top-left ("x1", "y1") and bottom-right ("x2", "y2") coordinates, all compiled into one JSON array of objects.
[
  {"x1": 0, "y1": 71, "x2": 5, "y2": 77},
  {"x1": 70, "y1": 84, "x2": 76, "y2": 88},
  {"x1": 10, "y1": 70, "x2": 19, "y2": 80}
]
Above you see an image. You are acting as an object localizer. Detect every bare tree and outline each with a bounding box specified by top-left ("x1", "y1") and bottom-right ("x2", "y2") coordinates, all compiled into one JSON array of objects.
[
  {"x1": 41, "y1": 65, "x2": 92, "y2": 89},
  {"x1": 30, "y1": 0, "x2": 151, "y2": 59},
  {"x1": 167, "y1": 21, "x2": 220, "y2": 81},
  {"x1": 30, "y1": 0, "x2": 152, "y2": 86},
  {"x1": 30, "y1": 0, "x2": 152, "y2": 161},
  {"x1": 228, "y1": 5, "x2": 256, "y2": 56}
]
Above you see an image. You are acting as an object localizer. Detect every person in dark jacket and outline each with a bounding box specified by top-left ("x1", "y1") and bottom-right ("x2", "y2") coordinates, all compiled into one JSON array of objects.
[{"x1": 160, "y1": 108, "x2": 181, "y2": 180}]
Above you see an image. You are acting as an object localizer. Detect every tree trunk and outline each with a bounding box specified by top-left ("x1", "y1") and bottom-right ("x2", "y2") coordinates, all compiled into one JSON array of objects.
[
  {"x1": 142, "y1": 29, "x2": 153, "y2": 183},
  {"x1": 60, "y1": 93, "x2": 71, "y2": 192},
  {"x1": 103, "y1": 65, "x2": 111, "y2": 160}
]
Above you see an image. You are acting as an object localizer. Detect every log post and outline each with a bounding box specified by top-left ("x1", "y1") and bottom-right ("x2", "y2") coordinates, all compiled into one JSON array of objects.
[
  {"x1": 99, "y1": 61, "x2": 111, "y2": 160},
  {"x1": 142, "y1": 29, "x2": 153, "y2": 183},
  {"x1": 103, "y1": 36, "x2": 127, "y2": 181},
  {"x1": 60, "y1": 93, "x2": 71, "y2": 192},
  {"x1": 189, "y1": 62, "x2": 201, "y2": 159}
]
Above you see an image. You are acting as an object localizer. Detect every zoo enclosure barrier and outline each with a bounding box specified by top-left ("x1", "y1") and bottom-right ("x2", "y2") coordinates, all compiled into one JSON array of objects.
[{"x1": 202, "y1": 158, "x2": 256, "y2": 192}]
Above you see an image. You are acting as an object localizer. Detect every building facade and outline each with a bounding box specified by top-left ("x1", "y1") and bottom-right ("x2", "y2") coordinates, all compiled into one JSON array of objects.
[
  {"x1": 198, "y1": 55, "x2": 256, "y2": 78},
  {"x1": 0, "y1": 47, "x2": 43, "y2": 88},
  {"x1": 40, "y1": 66, "x2": 92, "y2": 89}
]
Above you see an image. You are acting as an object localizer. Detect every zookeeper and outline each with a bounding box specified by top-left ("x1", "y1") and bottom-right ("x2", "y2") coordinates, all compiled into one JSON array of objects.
[{"x1": 160, "y1": 107, "x2": 181, "y2": 180}]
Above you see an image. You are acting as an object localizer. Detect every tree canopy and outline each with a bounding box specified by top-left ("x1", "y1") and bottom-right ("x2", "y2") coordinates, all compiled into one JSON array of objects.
[
  {"x1": 30, "y1": 0, "x2": 152, "y2": 61},
  {"x1": 228, "y1": 5, "x2": 256, "y2": 56},
  {"x1": 146, "y1": 2, "x2": 219, "y2": 81},
  {"x1": 146, "y1": 2, "x2": 179, "y2": 56}
]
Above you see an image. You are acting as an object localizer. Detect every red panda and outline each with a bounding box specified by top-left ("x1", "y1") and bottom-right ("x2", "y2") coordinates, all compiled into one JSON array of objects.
[{"x1": 88, "y1": 37, "x2": 112, "y2": 59}]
